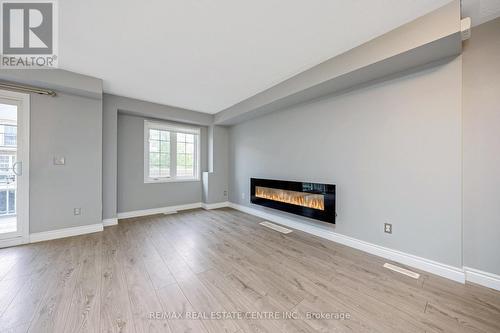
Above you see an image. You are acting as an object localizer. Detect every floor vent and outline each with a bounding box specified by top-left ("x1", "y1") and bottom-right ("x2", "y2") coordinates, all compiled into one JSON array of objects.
[
  {"x1": 259, "y1": 221, "x2": 293, "y2": 234},
  {"x1": 383, "y1": 263, "x2": 420, "y2": 279}
]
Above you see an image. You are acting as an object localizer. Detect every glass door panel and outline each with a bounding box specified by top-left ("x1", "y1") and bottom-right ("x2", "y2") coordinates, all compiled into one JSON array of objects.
[{"x1": 0, "y1": 98, "x2": 23, "y2": 242}]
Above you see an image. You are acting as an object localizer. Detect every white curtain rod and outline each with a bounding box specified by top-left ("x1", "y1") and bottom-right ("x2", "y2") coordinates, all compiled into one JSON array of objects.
[{"x1": 0, "y1": 82, "x2": 56, "y2": 97}]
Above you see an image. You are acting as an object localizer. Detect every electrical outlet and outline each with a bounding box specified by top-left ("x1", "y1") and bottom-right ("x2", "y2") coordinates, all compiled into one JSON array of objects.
[
  {"x1": 241, "y1": 192, "x2": 245, "y2": 200},
  {"x1": 384, "y1": 223, "x2": 392, "y2": 234},
  {"x1": 223, "y1": 190, "x2": 228, "y2": 197},
  {"x1": 74, "y1": 208, "x2": 81, "y2": 215},
  {"x1": 54, "y1": 156, "x2": 65, "y2": 165}
]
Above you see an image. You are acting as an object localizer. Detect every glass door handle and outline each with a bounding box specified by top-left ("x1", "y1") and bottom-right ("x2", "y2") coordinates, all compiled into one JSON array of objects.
[{"x1": 12, "y1": 161, "x2": 22, "y2": 176}]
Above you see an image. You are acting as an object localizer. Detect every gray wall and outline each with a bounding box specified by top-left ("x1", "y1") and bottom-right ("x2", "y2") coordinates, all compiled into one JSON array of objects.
[
  {"x1": 0, "y1": 69, "x2": 103, "y2": 234},
  {"x1": 203, "y1": 125, "x2": 229, "y2": 204},
  {"x1": 117, "y1": 113, "x2": 207, "y2": 213},
  {"x1": 463, "y1": 18, "x2": 500, "y2": 275},
  {"x1": 102, "y1": 96, "x2": 118, "y2": 220},
  {"x1": 229, "y1": 57, "x2": 463, "y2": 267},
  {"x1": 102, "y1": 93, "x2": 213, "y2": 219},
  {"x1": 30, "y1": 92, "x2": 102, "y2": 232}
]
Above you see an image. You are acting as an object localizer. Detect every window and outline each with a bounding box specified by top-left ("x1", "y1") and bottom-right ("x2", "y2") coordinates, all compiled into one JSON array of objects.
[
  {"x1": 0, "y1": 189, "x2": 15, "y2": 215},
  {"x1": 0, "y1": 125, "x2": 17, "y2": 147},
  {"x1": 148, "y1": 128, "x2": 171, "y2": 178},
  {"x1": 0, "y1": 155, "x2": 15, "y2": 185},
  {"x1": 144, "y1": 120, "x2": 200, "y2": 183},
  {"x1": 0, "y1": 155, "x2": 9, "y2": 171},
  {"x1": 4, "y1": 125, "x2": 16, "y2": 146}
]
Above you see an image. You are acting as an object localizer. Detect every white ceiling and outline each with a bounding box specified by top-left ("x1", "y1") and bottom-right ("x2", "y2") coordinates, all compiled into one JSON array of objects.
[{"x1": 59, "y1": 0, "x2": 454, "y2": 114}]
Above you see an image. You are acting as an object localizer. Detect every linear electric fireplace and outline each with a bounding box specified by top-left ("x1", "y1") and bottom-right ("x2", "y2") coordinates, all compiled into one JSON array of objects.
[{"x1": 250, "y1": 178, "x2": 336, "y2": 223}]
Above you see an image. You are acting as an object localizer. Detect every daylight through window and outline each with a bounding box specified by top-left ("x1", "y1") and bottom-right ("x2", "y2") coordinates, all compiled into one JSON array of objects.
[{"x1": 144, "y1": 121, "x2": 200, "y2": 182}]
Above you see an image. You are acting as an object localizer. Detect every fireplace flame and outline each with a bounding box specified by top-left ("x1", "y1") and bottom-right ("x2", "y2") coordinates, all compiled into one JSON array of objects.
[{"x1": 255, "y1": 186, "x2": 324, "y2": 211}]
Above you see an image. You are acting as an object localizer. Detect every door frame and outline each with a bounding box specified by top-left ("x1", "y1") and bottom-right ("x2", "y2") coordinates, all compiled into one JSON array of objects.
[{"x1": 0, "y1": 89, "x2": 30, "y2": 248}]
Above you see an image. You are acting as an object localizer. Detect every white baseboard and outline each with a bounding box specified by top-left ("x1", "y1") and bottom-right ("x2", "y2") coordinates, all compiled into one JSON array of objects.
[
  {"x1": 30, "y1": 223, "x2": 104, "y2": 243},
  {"x1": 102, "y1": 218, "x2": 118, "y2": 227},
  {"x1": 228, "y1": 203, "x2": 466, "y2": 284},
  {"x1": 117, "y1": 202, "x2": 202, "y2": 219},
  {"x1": 201, "y1": 201, "x2": 230, "y2": 210},
  {"x1": 464, "y1": 267, "x2": 500, "y2": 291},
  {"x1": 0, "y1": 235, "x2": 29, "y2": 248}
]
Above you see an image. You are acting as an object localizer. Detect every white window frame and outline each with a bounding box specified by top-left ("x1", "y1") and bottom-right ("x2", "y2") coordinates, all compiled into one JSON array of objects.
[{"x1": 144, "y1": 120, "x2": 201, "y2": 183}]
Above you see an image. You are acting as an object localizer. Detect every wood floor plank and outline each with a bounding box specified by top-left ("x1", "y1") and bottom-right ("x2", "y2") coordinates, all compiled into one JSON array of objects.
[
  {"x1": 0, "y1": 278, "x2": 22, "y2": 316},
  {"x1": 138, "y1": 218, "x2": 197, "y2": 283},
  {"x1": 0, "y1": 238, "x2": 72, "y2": 331},
  {"x1": 205, "y1": 210, "x2": 434, "y2": 323},
  {"x1": 0, "y1": 208, "x2": 499, "y2": 333},
  {"x1": 0, "y1": 244, "x2": 45, "y2": 281},
  {"x1": 151, "y1": 214, "x2": 216, "y2": 274},
  {"x1": 0, "y1": 243, "x2": 55, "y2": 283},
  {"x1": 0, "y1": 277, "x2": 46, "y2": 330},
  {"x1": 100, "y1": 226, "x2": 136, "y2": 333},
  {"x1": 199, "y1": 268, "x2": 316, "y2": 333},
  {"x1": 177, "y1": 273, "x2": 240, "y2": 333},
  {"x1": 28, "y1": 236, "x2": 88, "y2": 333},
  {"x1": 124, "y1": 219, "x2": 177, "y2": 290},
  {"x1": 203, "y1": 211, "x2": 410, "y2": 320},
  {"x1": 2, "y1": 322, "x2": 32, "y2": 333},
  {"x1": 293, "y1": 294, "x2": 377, "y2": 333},
  {"x1": 210, "y1": 211, "x2": 436, "y2": 332},
  {"x1": 64, "y1": 233, "x2": 102, "y2": 333},
  {"x1": 118, "y1": 221, "x2": 172, "y2": 333},
  {"x1": 156, "y1": 283, "x2": 208, "y2": 333}
]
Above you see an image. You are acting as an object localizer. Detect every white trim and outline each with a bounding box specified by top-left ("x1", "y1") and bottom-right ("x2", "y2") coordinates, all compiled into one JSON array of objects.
[
  {"x1": 260, "y1": 221, "x2": 293, "y2": 234},
  {"x1": 464, "y1": 267, "x2": 500, "y2": 291},
  {"x1": 229, "y1": 203, "x2": 466, "y2": 283},
  {"x1": 144, "y1": 120, "x2": 201, "y2": 183},
  {"x1": 144, "y1": 177, "x2": 201, "y2": 184},
  {"x1": 383, "y1": 263, "x2": 420, "y2": 279},
  {"x1": 144, "y1": 120, "x2": 201, "y2": 135},
  {"x1": 29, "y1": 223, "x2": 103, "y2": 243},
  {"x1": 201, "y1": 201, "x2": 230, "y2": 210},
  {"x1": 102, "y1": 218, "x2": 118, "y2": 227},
  {"x1": 0, "y1": 235, "x2": 27, "y2": 248},
  {"x1": 117, "y1": 202, "x2": 202, "y2": 219}
]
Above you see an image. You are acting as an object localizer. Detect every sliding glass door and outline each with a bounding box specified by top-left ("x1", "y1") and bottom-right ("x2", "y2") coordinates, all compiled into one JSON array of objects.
[{"x1": 0, "y1": 91, "x2": 29, "y2": 247}]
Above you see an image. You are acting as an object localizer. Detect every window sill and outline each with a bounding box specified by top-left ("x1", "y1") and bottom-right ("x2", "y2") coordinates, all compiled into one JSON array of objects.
[{"x1": 144, "y1": 177, "x2": 200, "y2": 184}]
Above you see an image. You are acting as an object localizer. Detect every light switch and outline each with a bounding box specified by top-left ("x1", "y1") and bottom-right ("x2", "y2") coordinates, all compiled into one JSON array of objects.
[{"x1": 53, "y1": 156, "x2": 65, "y2": 165}]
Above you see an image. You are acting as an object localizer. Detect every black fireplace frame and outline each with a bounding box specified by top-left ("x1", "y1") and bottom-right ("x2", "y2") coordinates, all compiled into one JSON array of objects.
[{"x1": 250, "y1": 178, "x2": 336, "y2": 223}]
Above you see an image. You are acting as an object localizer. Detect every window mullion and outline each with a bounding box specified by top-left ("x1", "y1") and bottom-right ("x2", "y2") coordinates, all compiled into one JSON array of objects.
[{"x1": 171, "y1": 131, "x2": 177, "y2": 178}]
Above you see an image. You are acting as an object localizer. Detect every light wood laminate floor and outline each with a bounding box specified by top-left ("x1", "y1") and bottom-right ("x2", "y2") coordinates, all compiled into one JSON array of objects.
[{"x1": 0, "y1": 208, "x2": 499, "y2": 332}]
